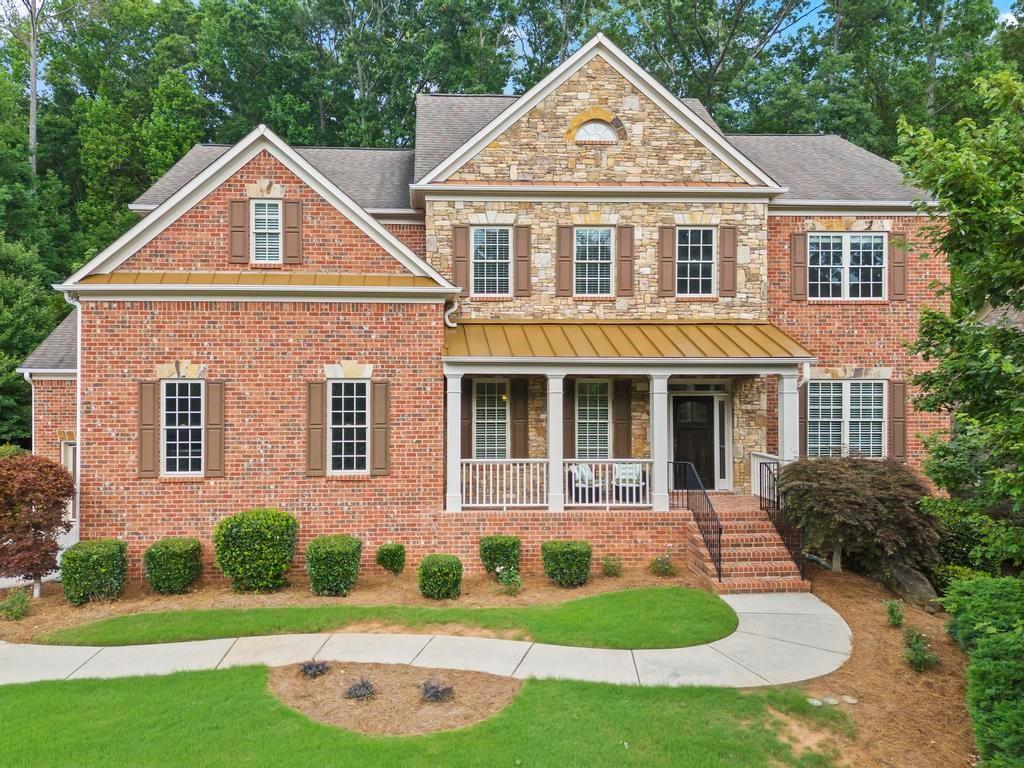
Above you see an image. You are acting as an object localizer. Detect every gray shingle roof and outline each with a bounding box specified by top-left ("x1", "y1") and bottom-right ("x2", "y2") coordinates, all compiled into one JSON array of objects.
[
  {"x1": 21, "y1": 310, "x2": 77, "y2": 371},
  {"x1": 134, "y1": 145, "x2": 416, "y2": 211},
  {"x1": 414, "y1": 94, "x2": 517, "y2": 181}
]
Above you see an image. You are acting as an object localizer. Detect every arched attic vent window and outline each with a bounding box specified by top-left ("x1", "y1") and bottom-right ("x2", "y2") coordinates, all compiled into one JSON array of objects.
[{"x1": 575, "y1": 120, "x2": 618, "y2": 144}]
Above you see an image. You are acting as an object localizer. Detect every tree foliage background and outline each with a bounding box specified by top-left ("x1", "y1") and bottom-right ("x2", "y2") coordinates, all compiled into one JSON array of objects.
[{"x1": 0, "y1": 0, "x2": 1020, "y2": 443}]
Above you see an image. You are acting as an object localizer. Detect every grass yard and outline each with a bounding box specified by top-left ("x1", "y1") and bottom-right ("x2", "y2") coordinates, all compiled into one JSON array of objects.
[
  {"x1": 0, "y1": 666, "x2": 850, "y2": 767},
  {"x1": 42, "y1": 586, "x2": 737, "y2": 649}
]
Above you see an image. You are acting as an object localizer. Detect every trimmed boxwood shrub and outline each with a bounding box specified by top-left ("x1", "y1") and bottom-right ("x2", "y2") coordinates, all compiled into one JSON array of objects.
[
  {"x1": 966, "y1": 629, "x2": 1024, "y2": 765},
  {"x1": 143, "y1": 537, "x2": 201, "y2": 594},
  {"x1": 942, "y1": 575, "x2": 1024, "y2": 652},
  {"x1": 213, "y1": 508, "x2": 298, "y2": 592},
  {"x1": 61, "y1": 539, "x2": 127, "y2": 606},
  {"x1": 479, "y1": 535, "x2": 521, "y2": 575},
  {"x1": 418, "y1": 554, "x2": 463, "y2": 599},
  {"x1": 306, "y1": 535, "x2": 362, "y2": 596},
  {"x1": 542, "y1": 540, "x2": 592, "y2": 587},
  {"x1": 376, "y1": 542, "x2": 406, "y2": 575}
]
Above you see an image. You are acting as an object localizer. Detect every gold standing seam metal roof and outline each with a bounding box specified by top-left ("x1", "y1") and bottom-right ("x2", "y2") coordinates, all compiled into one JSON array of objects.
[{"x1": 444, "y1": 320, "x2": 813, "y2": 360}]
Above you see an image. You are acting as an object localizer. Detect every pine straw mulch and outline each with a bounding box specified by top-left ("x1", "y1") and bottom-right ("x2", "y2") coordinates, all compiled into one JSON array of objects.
[
  {"x1": 269, "y1": 662, "x2": 521, "y2": 735},
  {"x1": 0, "y1": 568, "x2": 706, "y2": 644}
]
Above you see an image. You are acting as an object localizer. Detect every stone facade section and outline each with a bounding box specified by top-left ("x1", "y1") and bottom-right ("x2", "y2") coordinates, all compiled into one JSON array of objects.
[
  {"x1": 731, "y1": 376, "x2": 767, "y2": 492},
  {"x1": 121, "y1": 151, "x2": 413, "y2": 275},
  {"x1": 31, "y1": 378, "x2": 76, "y2": 465},
  {"x1": 448, "y1": 56, "x2": 746, "y2": 185}
]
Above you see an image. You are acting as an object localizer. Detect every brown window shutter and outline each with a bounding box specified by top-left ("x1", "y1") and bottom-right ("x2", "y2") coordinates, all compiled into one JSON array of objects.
[
  {"x1": 370, "y1": 381, "x2": 390, "y2": 476},
  {"x1": 889, "y1": 234, "x2": 908, "y2": 301},
  {"x1": 452, "y1": 225, "x2": 470, "y2": 292},
  {"x1": 461, "y1": 377, "x2": 473, "y2": 458},
  {"x1": 719, "y1": 225, "x2": 737, "y2": 298},
  {"x1": 204, "y1": 381, "x2": 225, "y2": 478},
  {"x1": 306, "y1": 382, "x2": 326, "y2": 477},
  {"x1": 229, "y1": 199, "x2": 249, "y2": 264},
  {"x1": 139, "y1": 381, "x2": 159, "y2": 478},
  {"x1": 888, "y1": 381, "x2": 908, "y2": 461},
  {"x1": 612, "y1": 379, "x2": 632, "y2": 458},
  {"x1": 658, "y1": 225, "x2": 676, "y2": 296},
  {"x1": 798, "y1": 382, "x2": 808, "y2": 458},
  {"x1": 283, "y1": 200, "x2": 302, "y2": 264},
  {"x1": 513, "y1": 226, "x2": 532, "y2": 297},
  {"x1": 791, "y1": 232, "x2": 808, "y2": 301},
  {"x1": 555, "y1": 225, "x2": 574, "y2": 296},
  {"x1": 510, "y1": 378, "x2": 529, "y2": 458},
  {"x1": 562, "y1": 379, "x2": 575, "y2": 459},
  {"x1": 616, "y1": 225, "x2": 634, "y2": 297}
]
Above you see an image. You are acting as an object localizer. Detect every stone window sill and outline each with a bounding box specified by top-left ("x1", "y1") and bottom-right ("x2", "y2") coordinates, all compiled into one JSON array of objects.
[
  {"x1": 159, "y1": 475, "x2": 205, "y2": 484},
  {"x1": 249, "y1": 263, "x2": 285, "y2": 269},
  {"x1": 807, "y1": 299, "x2": 890, "y2": 306},
  {"x1": 674, "y1": 295, "x2": 720, "y2": 303},
  {"x1": 325, "y1": 473, "x2": 373, "y2": 482},
  {"x1": 573, "y1": 295, "x2": 617, "y2": 301},
  {"x1": 468, "y1": 295, "x2": 515, "y2": 302}
]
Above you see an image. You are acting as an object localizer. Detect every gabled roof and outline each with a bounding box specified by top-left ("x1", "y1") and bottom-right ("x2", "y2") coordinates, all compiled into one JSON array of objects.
[{"x1": 19, "y1": 310, "x2": 77, "y2": 373}]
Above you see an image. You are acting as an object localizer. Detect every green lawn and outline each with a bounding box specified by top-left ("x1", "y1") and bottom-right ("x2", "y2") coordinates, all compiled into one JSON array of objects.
[
  {"x1": 0, "y1": 666, "x2": 849, "y2": 767},
  {"x1": 43, "y1": 587, "x2": 738, "y2": 650}
]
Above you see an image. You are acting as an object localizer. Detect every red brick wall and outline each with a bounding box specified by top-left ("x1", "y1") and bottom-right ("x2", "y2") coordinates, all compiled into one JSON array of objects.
[
  {"x1": 31, "y1": 378, "x2": 76, "y2": 463},
  {"x1": 384, "y1": 223, "x2": 426, "y2": 258},
  {"x1": 122, "y1": 151, "x2": 413, "y2": 275},
  {"x1": 765, "y1": 215, "x2": 950, "y2": 469}
]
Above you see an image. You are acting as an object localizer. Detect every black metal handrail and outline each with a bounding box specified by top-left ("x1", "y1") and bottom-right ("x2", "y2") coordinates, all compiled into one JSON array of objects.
[
  {"x1": 669, "y1": 461, "x2": 722, "y2": 580},
  {"x1": 758, "y1": 461, "x2": 804, "y2": 578}
]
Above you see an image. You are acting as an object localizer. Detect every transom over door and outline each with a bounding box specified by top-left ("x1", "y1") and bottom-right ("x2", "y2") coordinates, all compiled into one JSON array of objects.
[{"x1": 673, "y1": 396, "x2": 715, "y2": 489}]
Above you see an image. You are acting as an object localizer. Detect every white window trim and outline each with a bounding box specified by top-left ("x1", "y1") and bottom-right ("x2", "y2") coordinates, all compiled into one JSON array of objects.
[
  {"x1": 572, "y1": 226, "x2": 615, "y2": 297},
  {"x1": 60, "y1": 440, "x2": 78, "y2": 522},
  {"x1": 326, "y1": 378, "x2": 371, "y2": 476},
  {"x1": 160, "y1": 379, "x2": 204, "y2": 477},
  {"x1": 675, "y1": 226, "x2": 717, "y2": 298},
  {"x1": 807, "y1": 379, "x2": 888, "y2": 458},
  {"x1": 250, "y1": 199, "x2": 283, "y2": 264},
  {"x1": 469, "y1": 226, "x2": 513, "y2": 297},
  {"x1": 575, "y1": 378, "x2": 613, "y2": 459},
  {"x1": 807, "y1": 232, "x2": 888, "y2": 301},
  {"x1": 471, "y1": 377, "x2": 511, "y2": 459}
]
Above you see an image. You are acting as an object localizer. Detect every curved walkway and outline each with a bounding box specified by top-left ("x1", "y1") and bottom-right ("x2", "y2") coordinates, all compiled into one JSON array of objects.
[{"x1": 0, "y1": 593, "x2": 851, "y2": 688}]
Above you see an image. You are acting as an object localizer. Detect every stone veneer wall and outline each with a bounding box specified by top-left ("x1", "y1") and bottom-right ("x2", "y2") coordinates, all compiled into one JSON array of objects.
[{"x1": 731, "y1": 376, "x2": 768, "y2": 493}]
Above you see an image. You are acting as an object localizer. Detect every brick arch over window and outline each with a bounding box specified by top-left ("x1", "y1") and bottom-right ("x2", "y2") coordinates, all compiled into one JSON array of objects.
[{"x1": 563, "y1": 107, "x2": 627, "y2": 143}]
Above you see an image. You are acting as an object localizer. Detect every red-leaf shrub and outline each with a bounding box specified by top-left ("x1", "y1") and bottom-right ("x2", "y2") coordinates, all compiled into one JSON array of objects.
[{"x1": 0, "y1": 454, "x2": 75, "y2": 592}]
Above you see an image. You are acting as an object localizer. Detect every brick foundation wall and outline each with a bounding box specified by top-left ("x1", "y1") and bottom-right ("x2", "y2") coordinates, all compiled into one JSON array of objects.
[{"x1": 31, "y1": 378, "x2": 76, "y2": 463}]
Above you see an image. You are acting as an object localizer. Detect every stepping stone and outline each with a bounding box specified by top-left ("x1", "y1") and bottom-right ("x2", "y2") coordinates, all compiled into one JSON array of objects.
[
  {"x1": 842, "y1": 695, "x2": 859, "y2": 705},
  {"x1": 823, "y1": 696, "x2": 839, "y2": 705},
  {"x1": 807, "y1": 698, "x2": 823, "y2": 706}
]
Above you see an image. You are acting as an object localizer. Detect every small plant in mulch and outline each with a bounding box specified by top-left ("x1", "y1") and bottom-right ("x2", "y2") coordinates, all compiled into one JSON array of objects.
[
  {"x1": 421, "y1": 679, "x2": 455, "y2": 703},
  {"x1": 300, "y1": 660, "x2": 330, "y2": 679},
  {"x1": 601, "y1": 555, "x2": 623, "y2": 577},
  {"x1": 904, "y1": 628, "x2": 939, "y2": 672},
  {"x1": 0, "y1": 588, "x2": 30, "y2": 621},
  {"x1": 648, "y1": 554, "x2": 677, "y2": 578},
  {"x1": 345, "y1": 676, "x2": 376, "y2": 701},
  {"x1": 495, "y1": 565, "x2": 523, "y2": 596},
  {"x1": 883, "y1": 599, "x2": 905, "y2": 627}
]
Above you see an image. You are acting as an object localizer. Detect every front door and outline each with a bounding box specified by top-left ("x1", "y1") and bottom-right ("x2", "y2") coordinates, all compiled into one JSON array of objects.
[{"x1": 673, "y1": 396, "x2": 715, "y2": 489}]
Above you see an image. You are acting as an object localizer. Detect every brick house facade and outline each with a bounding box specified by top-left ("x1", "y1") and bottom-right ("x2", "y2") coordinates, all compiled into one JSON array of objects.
[{"x1": 20, "y1": 35, "x2": 947, "y2": 590}]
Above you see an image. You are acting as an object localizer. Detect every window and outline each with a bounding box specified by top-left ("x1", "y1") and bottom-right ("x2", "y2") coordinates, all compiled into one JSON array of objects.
[
  {"x1": 251, "y1": 200, "x2": 282, "y2": 263},
  {"x1": 576, "y1": 380, "x2": 610, "y2": 459},
  {"x1": 162, "y1": 380, "x2": 203, "y2": 475},
  {"x1": 807, "y1": 380, "x2": 886, "y2": 458},
  {"x1": 473, "y1": 380, "x2": 509, "y2": 459},
  {"x1": 329, "y1": 380, "x2": 369, "y2": 473},
  {"x1": 574, "y1": 227, "x2": 613, "y2": 296},
  {"x1": 808, "y1": 233, "x2": 886, "y2": 299},
  {"x1": 575, "y1": 120, "x2": 617, "y2": 143},
  {"x1": 676, "y1": 227, "x2": 715, "y2": 296},
  {"x1": 471, "y1": 227, "x2": 511, "y2": 296}
]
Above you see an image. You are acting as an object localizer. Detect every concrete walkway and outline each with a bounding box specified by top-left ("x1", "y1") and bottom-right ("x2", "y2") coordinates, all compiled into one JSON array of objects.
[{"x1": 0, "y1": 593, "x2": 851, "y2": 688}]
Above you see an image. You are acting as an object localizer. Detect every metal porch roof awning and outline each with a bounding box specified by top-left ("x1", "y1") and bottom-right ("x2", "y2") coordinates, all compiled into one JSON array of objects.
[{"x1": 443, "y1": 320, "x2": 813, "y2": 362}]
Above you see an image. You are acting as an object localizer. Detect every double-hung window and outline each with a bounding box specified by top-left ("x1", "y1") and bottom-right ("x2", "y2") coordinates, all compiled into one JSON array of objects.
[
  {"x1": 676, "y1": 227, "x2": 715, "y2": 296},
  {"x1": 808, "y1": 233, "x2": 886, "y2": 299},
  {"x1": 576, "y1": 380, "x2": 611, "y2": 459},
  {"x1": 329, "y1": 380, "x2": 369, "y2": 473},
  {"x1": 162, "y1": 380, "x2": 203, "y2": 475},
  {"x1": 473, "y1": 380, "x2": 509, "y2": 459},
  {"x1": 807, "y1": 380, "x2": 886, "y2": 458},
  {"x1": 251, "y1": 200, "x2": 283, "y2": 263},
  {"x1": 574, "y1": 227, "x2": 613, "y2": 296},
  {"x1": 471, "y1": 227, "x2": 511, "y2": 296}
]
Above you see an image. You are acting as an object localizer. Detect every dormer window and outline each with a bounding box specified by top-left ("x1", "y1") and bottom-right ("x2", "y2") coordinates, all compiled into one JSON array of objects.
[
  {"x1": 575, "y1": 120, "x2": 617, "y2": 144},
  {"x1": 251, "y1": 200, "x2": 283, "y2": 263}
]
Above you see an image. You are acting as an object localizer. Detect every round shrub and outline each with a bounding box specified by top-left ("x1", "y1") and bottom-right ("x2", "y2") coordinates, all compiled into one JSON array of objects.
[
  {"x1": 479, "y1": 535, "x2": 521, "y2": 575},
  {"x1": 601, "y1": 555, "x2": 623, "y2": 577},
  {"x1": 306, "y1": 535, "x2": 362, "y2": 596},
  {"x1": 649, "y1": 554, "x2": 677, "y2": 577},
  {"x1": 376, "y1": 542, "x2": 406, "y2": 575},
  {"x1": 60, "y1": 539, "x2": 127, "y2": 606},
  {"x1": 213, "y1": 508, "x2": 298, "y2": 592},
  {"x1": 418, "y1": 554, "x2": 463, "y2": 599},
  {"x1": 143, "y1": 537, "x2": 201, "y2": 594},
  {"x1": 541, "y1": 540, "x2": 592, "y2": 587}
]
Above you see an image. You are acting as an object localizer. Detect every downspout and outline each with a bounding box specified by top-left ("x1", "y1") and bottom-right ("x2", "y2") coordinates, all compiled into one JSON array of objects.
[
  {"x1": 64, "y1": 292, "x2": 82, "y2": 540},
  {"x1": 22, "y1": 370, "x2": 33, "y2": 453},
  {"x1": 444, "y1": 299, "x2": 460, "y2": 328}
]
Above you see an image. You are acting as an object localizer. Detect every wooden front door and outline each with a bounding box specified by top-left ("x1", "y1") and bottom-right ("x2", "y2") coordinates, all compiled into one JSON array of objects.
[{"x1": 673, "y1": 396, "x2": 715, "y2": 489}]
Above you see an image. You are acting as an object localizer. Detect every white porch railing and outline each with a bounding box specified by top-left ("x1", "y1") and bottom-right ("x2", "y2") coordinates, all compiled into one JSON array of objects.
[
  {"x1": 461, "y1": 459, "x2": 548, "y2": 508},
  {"x1": 750, "y1": 451, "x2": 780, "y2": 496},
  {"x1": 564, "y1": 459, "x2": 653, "y2": 508}
]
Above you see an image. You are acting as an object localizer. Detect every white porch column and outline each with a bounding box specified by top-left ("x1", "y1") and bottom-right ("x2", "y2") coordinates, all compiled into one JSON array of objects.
[
  {"x1": 445, "y1": 373, "x2": 462, "y2": 512},
  {"x1": 546, "y1": 374, "x2": 565, "y2": 512},
  {"x1": 650, "y1": 373, "x2": 670, "y2": 512},
  {"x1": 778, "y1": 369, "x2": 800, "y2": 463}
]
